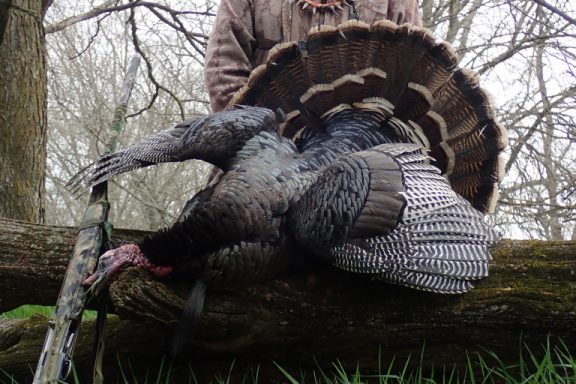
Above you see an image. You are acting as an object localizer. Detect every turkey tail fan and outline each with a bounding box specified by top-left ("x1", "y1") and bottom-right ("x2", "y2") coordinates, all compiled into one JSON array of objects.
[{"x1": 230, "y1": 20, "x2": 507, "y2": 213}]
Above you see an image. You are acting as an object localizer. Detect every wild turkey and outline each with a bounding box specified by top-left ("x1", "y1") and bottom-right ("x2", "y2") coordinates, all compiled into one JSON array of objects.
[{"x1": 73, "y1": 21, "x2": 507, "y2": 315}]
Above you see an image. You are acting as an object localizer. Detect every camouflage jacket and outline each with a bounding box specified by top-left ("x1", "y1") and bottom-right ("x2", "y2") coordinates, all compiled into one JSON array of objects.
[{"x1": 204, "y1": 0, "x2": 422, "y2": 111}]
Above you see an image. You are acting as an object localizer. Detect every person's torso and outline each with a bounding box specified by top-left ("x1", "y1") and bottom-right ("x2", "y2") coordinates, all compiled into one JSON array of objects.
[{"x1": 251, "y1": 0, "x2": 389, "y2": 67}]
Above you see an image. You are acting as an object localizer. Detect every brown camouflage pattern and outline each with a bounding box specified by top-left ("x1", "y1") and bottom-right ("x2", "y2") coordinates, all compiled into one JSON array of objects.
[
  {"x1": 34, "y1": 55, "x2": 140, "y2": 384},
  {"x1": 205, "y1": 0, "x2": 422, "y2": 111},
  {"x1": 34, "y1": 193, "x2": 111, "y2": 383}
]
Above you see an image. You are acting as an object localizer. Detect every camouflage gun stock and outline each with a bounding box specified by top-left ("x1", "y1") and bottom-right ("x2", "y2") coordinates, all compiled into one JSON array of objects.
[{"x1": 33, "y1": 55, "x2": 140, "y2": 384}]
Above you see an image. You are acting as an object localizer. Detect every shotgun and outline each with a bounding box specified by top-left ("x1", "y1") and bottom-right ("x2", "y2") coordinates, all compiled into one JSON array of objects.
[{"x1": 33, "y1": 55, "x2": 140, "y2": 383}]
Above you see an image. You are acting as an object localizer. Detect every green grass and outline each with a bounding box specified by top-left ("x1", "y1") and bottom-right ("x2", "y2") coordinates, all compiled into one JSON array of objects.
[
  {"x1": 6, "y1": 341, "x2": 572, "y2": 384},
  {"x1": 140, "y1": 340, "x2": 576, "y2": 383},
  {"x1": 271, "y1": 341, "x2": 576, "y2": 384},
  {"x1": 1, "y1": 340, "x2": 575, "y2": 384},
  {"x1": 1, "y1": 306, "x2": 574, "y2": 383},
  {"x1": 0, "y1": 304, "x2": 98, "y2": 320}
]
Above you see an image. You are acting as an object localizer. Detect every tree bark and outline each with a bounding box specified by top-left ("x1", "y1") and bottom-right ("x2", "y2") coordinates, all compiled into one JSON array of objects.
[
  {"x1": 1, "y1": 218, "x2": 575, "y2": 382},
  {"x1": 0, "y1": 0, "x2": 48, "y2": 223}
]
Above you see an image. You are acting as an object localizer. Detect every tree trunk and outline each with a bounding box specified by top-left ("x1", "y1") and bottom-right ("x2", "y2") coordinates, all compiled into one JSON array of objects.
[
  {"x1": 1, "y1": 218, "x2": 575, "y2": 382},
  {"x1": 0, "y1": 0, "x2": 48, "y2": 223}
]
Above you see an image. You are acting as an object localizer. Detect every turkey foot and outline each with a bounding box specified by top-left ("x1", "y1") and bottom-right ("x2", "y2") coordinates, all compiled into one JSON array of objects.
[{"x1": 84, "y1": 244, "x2": 173, "y2": 297}]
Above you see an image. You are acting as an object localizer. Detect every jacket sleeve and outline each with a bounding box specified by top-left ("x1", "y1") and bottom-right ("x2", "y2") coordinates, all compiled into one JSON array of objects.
[{"x1": 204, "y1": 0, "x2": 256, "y2": 112}]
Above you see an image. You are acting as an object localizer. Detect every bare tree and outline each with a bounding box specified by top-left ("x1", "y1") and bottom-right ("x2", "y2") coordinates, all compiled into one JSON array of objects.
[{"x1": 421, "y1": 0, "x2": 576, "y2": 240}]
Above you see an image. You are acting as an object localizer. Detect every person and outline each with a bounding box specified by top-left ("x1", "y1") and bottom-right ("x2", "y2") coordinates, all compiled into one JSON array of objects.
[{"x1": 205, "y1": 0, "x2": 422, "y2": 112}]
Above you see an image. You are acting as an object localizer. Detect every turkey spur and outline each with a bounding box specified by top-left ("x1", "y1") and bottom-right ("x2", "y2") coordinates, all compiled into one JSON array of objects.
[{"x1": 74, "y1": 20, "x2": 507, "y2": 304}]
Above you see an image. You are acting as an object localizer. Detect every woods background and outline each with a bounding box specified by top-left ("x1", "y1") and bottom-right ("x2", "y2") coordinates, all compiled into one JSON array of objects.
[{"x1": 0, "y1": 0, "x2": 575, "y2": 381}]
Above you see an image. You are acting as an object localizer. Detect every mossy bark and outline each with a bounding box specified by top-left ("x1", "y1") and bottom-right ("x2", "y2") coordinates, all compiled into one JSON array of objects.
[{"x1": 1, "y1": 218, "x2": 575, "y2": 382}]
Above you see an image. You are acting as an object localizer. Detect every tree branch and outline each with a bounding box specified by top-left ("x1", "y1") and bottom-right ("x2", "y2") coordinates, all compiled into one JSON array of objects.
[
  {"x1": 532, "y1": 0, "x2": 576, "y2": 27},
  {"x1": 45, "y1": 0, "x2": 216, "y2": 34},
  {"x1": 45, "y1": 0, "x2": 117, "y2": 34}
]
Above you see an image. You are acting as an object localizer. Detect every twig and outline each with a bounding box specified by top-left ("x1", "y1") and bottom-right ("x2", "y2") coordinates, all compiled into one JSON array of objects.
[
  {"x1": 127, "y1": 6, "x2": 185, "y2": 119},
  {"x1": 68, "y1": 13, "x2": 110, "y2": 60}
]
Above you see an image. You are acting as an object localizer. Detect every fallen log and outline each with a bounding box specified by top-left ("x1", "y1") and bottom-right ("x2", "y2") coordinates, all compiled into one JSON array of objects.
[{"x1": 1, "y1": 218, "x2": 575, "y2": 382}]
